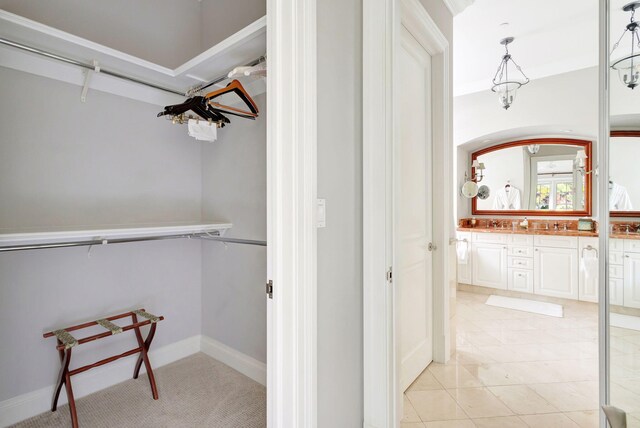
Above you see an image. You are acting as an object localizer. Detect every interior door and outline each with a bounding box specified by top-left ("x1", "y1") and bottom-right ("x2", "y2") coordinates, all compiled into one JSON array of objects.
[{"x1": 396, "y1": 25, "x2": 433, "y2": 393}]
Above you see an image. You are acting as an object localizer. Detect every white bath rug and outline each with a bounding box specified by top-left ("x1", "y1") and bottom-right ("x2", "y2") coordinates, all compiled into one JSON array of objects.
[
  {"x1": 611, "y1": 313, "x2": 640, "y2": 331},
  {"x1": 485, "y1": 295, "x2": 564, "y2": 318}
]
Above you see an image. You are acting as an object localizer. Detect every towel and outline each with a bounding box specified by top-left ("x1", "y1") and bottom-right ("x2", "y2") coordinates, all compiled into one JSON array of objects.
[
  {"x1": 581, "y1": 247, "x2": 598, "y2": 280},
  {"x1": 456, "y1": 240, "x2": 469, "y2": 264},
  {"x1": 188, "y1": 119, "x2": 217, "y2": 142}
]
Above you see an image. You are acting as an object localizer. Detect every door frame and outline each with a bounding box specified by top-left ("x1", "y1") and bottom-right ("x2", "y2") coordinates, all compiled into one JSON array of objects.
[
  {"x1": 363, "y1": 0, "x2": 452, "y2": 426},
  {"x1": 266, "y1": 0, "x2": 318, "y2": 426}
]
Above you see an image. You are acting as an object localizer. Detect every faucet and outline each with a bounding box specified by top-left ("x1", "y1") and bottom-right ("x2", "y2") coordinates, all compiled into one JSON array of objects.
[
  {"x1": 491, "y1": 219, "x2": 498, "y2": 228},
  {"x1": 563, "y1": 223, "x2": 568, "y2": 231},
  {"x1": 554, "y1": 222, "x2": 559, "y2": 231}
]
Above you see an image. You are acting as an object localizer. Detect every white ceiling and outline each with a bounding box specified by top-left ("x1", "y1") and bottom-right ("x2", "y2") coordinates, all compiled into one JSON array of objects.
[{"x1": 454, "y1": 0, "x2": 608, "y2": 96}]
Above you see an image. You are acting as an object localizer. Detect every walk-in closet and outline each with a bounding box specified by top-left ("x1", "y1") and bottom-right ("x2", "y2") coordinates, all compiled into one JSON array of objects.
[{"x1": 0, "y1": 1, "x2": 268, "y2": 426}]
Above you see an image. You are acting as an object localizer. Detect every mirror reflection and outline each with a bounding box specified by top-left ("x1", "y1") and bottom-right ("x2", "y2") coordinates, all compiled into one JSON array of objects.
[
  {"x1": 610, "y1": 132, "x2": 640, "y2": 212},
  {"x1": 473, "y1": 140, "x2": 590, "y2": 213}
]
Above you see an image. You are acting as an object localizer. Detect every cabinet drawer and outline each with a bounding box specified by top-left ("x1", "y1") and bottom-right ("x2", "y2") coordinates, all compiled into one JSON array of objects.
[
  {"x1": 624, "y1": 239, "x2": 640, "y2": 253},
  {"x1": 509, "y1": 246, "x2": 533, "y2": 257},
  {"x1": 508, "y1": 256, "x2": 533, "y2": 270},
  {"x1": 610, "y1": 264, "x2": 624, "y2": 279},
  {"x1": 472, "y1": 232, "x2": 508, "y2": 244},
  {"x1": 457, "y1": 231, "x2": 471, "y2": 242},
  {"x1": 610, "y1": 251, "x2": 624, "y2": 266},
  {"x1": 508, "y1": 234, "x2": 533, "y2": 246},
  {"x1": 611, "y1": 239, "x2": 624, "y2": 252},
  {"x1": 534, "y1": 235, "x2": 578, "y2": 249},
  {"x1": 508, "y1": 268, "x2": 534, "y2": 293}
]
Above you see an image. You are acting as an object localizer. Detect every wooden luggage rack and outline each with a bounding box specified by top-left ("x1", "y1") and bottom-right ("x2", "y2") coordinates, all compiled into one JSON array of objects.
[{"x1": 43, "y1": 309, "x2": 164, "y2": 428}]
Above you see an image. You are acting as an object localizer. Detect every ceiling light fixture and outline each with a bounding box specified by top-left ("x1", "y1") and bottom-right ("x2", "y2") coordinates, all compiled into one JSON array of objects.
[
  {"x1": 611, "y1": 1, "x2": 640, "y2": 89},
  {"x1": 491, "y1": 37, "x2": 530, "y2": 110}
]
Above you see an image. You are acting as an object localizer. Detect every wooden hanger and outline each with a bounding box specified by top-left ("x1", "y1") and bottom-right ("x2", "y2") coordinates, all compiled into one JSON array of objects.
[{"x1": 205, "y1": 80, "x2": 259, "y2": 119}]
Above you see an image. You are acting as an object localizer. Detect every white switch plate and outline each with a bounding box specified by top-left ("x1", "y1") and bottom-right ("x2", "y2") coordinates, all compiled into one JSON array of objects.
[{"x1": 317, "y1": 199, "x2": 326, "y2": 228}]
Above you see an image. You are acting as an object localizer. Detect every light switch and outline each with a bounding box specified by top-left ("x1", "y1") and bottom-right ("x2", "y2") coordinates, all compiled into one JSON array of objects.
[{"x1": 317, "y1": 199, "x2": 326, "y2": 228}]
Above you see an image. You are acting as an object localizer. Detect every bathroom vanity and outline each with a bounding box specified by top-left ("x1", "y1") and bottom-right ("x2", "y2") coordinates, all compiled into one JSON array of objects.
[{"x1": 457, "y1": 222, "x2": 640, "y2": 309}]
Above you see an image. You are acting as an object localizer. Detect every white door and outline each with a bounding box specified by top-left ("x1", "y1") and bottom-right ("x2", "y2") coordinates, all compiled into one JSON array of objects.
[
  {"x1": 471, "y1": 243, "x2": 508, "y2": 289},
  {"x1": 396, "y1": 25, "x2": 433, "y2": 393},
  {"x1": 534, "y1": 246, "x2": 579, "y2": 299},
  {"x1": 624, "y1": 253, "x2": 640, "y2": 308}
]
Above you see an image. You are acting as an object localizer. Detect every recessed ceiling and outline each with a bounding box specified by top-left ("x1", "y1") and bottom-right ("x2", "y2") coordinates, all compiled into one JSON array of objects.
[{"x1": 454, "y1": 0, "x2": 599, "y2": 96}]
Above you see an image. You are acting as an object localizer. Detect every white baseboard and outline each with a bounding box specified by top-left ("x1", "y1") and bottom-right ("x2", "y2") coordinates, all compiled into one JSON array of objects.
[
  {"x1": 200, "y1": 335, "x2": 266, "y2": 386},
  {"x1": 0, "y1": 335, "x2": 200, "y2": 427}
]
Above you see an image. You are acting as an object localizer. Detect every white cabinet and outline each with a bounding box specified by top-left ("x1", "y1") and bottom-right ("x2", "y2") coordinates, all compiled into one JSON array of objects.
[
  {"x1": 624, "y1": 252, "x2": 640, "y2": 309},
  {"x1": 472, "y1": 242, "x2": 507, "y2": 289},
  {"x1": 534, "y1": 246, "x2": 579, "y2": 299},
  {"x1": 610, "y1": 278, "x2": 624, "y2": 306},
  {"x1": 508, "y1": 268, "x2": 533, "y2": 293},
  {"x1": 578, "y1": 237, "x2": 599, "y2": 303}
]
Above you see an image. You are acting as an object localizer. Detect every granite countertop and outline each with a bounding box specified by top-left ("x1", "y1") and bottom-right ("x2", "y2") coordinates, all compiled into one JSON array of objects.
[{"x1": 458, "y1": 226, "x2": 640, "y2": 240}]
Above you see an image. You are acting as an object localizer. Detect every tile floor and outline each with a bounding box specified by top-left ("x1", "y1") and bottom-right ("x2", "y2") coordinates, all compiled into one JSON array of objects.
[{"x1": 402, "y1": 291, "x2": 640, "y2": 427}]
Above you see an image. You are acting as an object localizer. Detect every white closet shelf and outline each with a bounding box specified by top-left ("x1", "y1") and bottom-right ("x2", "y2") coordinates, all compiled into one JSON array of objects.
[
  {"x1": 0, "y1": 222, "x2": 232, "y2": 247},
  {"x1": 0, "y1": 10, "x2": 266, "y2": 105}
]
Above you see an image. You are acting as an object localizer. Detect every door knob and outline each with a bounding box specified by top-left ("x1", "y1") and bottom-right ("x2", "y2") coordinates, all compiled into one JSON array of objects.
[{"x1": 428, "y1": 242, "x2": 436, "y2": 251}]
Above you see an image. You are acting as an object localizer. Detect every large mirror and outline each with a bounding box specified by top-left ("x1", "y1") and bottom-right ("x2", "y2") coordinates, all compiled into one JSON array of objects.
[
  {"x1": 610, "y1": 130, "x2": 640, "y2": 216},
  {"x1": 471, "y1": 138, "x2": 592, "y2": 216}
]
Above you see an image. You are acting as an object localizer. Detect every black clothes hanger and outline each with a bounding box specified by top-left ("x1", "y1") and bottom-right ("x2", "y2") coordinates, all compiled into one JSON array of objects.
[{"x1": 157, "y1": 96, "x2": 230, "y2": 124}]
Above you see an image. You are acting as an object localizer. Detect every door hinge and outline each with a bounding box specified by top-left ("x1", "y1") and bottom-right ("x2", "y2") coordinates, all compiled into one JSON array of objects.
[
  {"x1": 386, "y1": 268, "x2": 393, "y2": 283},
  {"x1": 266, "y1": 280, "x2": 273, "y2": 299}
]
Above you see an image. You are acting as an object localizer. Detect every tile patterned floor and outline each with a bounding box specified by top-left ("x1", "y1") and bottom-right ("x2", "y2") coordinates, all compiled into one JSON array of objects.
[{"x1": 402, "y1": 291, "x2": 640, "y2": 427}]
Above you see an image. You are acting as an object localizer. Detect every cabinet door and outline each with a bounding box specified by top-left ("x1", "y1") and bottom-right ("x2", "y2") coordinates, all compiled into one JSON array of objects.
[
  {"x1": 610, "y1": 278, "x2": 624, "y2": 306},
  {"x1": 624, "y1": 253, "x2": 640, "y2": 309},
  {"x1": 472, "y1": 243, "x2": 507, "y2": 289},
  {"x1": 508, "y1": 268, "x2": 533, "y2": 293},
  {"x1": 534, "y1": 246, "x2": 579, "y2": 299},
  {"x1": 578, "y1": 238, "x2": 598, "y2": 303}
]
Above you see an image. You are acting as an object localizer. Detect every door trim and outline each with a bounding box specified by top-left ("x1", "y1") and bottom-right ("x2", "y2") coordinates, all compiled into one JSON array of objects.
[
  {"x1": 266, "y1": 0, "x2": 318, "y2": 426},
  {"x1": 363, "y1": 0, "x2": 451, "y2": 426}
]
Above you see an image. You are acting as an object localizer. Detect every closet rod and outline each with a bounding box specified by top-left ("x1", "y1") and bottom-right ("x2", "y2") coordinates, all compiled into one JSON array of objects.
[
  {"x1": 0, "y1": 37, "x2": 185, "y2": 96},
  {"x1": 188, "y1": 56, "x2": 265, "y2": 95},
  {"x1": 199, "y1": 236, "x2": 267, "y2": 247},
  {"x1": 0, "y1": 232, "x2": 221, "y2": 252}
]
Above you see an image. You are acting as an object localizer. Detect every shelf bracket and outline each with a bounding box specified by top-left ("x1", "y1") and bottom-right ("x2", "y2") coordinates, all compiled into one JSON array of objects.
[{"x1": 81, "y1": 60, "x2": 100, "y2": 103}]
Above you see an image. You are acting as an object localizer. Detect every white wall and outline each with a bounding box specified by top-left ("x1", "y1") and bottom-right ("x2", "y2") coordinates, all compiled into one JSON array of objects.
[
  {"x1": 455, "y1": 67, "x2": 599, "y2": 218},
  {"x1": 316, "y1": 0, "x2": 452, "y2": 425},
  {"x1": 475, "y1": 147, "x2": 525, "y2": 211},
  {"x1": 0, "y1": 0, "x2": 203, "y2": 68},
  {"x1": 200, "y1": 94, "x2": 267, "y2": 364},
  {"x1": 0, "y1": 67, "x2": 203, "y2": 402}
]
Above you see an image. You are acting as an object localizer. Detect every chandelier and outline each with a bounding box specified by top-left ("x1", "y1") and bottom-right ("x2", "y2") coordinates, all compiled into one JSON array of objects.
[
  {"x1": 611, "y1": 1, "x2": 640, "y2": 89},
  {"x1": 491, "y1": 37, "x2": 530, "y2": 109}
]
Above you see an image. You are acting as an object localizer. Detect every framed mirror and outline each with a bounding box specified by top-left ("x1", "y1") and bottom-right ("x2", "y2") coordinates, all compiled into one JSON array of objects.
[
  {"x1": 471, "y1": 138, "x2": 593, "y2": 216},
  {"x1": 610, "y1": 130, "x2": 640, "y2": 217}
]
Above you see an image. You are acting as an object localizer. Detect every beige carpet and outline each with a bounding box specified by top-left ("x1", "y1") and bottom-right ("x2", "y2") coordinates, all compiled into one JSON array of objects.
[{"x1": 12, "y1": 353, "x2": 266, "y2": 428}]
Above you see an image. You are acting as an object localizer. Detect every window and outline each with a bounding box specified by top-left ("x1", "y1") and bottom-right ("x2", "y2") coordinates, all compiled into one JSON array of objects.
[{"x1": 536, "y1": 178, "x2": 575, "y2": 210}]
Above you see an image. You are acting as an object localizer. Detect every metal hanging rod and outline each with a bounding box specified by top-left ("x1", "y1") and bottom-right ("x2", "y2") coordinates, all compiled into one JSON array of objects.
[
  {"x1": 0, "y1": 37, "x2": 185, "y2": 96},
  {"x1": 0, "y1": 232, "x2": 221, "y2": 253},
  {"x1": 187, "y1": 56, "x2": 266, "y2": 95},
  {"x1": 199, "y1": 235, "x2": 267, "y2": 247},
  {"x1": 0, "y1": 37, "x2": 265, "y2": 98}
]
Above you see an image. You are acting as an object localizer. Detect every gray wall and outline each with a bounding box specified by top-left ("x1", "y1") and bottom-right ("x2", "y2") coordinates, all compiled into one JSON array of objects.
[
  {"x1": 200, "y1": 94, "x2": 267, "y2": 363},
  {"x1": 0, "y1": 0, "x2": 203, "y2": 68},
  {"x1": 316, "y1": 0, "x2": 363, "y2": 426},
  {"x1": 316, "y1": 0, "x2": 452, "y2": 425},
  {"x1": 0, "y1": 67, "x2": 202, "y2": 229},
  {"x1": 200, "y1": 0, "x2": 266, "y2": 49},
  {"x1": 0, "y1": 67, "x2": 203, "y2": 401}
]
